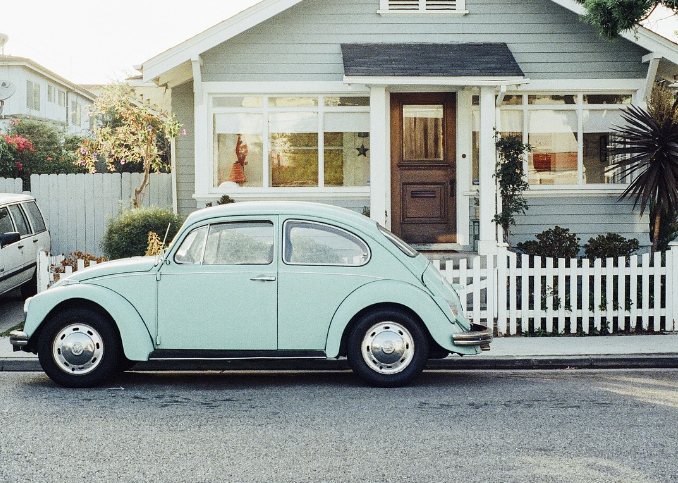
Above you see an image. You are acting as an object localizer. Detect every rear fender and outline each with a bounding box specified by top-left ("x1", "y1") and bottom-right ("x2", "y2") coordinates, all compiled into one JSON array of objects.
[
  {"x1": 325, "y1": 280, "x2": 477, "y2": 358},
  {"x1": 24, "y1": 284, "x2": 154, "y2": 361}
]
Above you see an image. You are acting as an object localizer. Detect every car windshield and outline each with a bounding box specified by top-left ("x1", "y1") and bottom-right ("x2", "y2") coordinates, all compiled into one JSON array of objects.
[{"x1": 378, "y1": 224, "x2": 418, "y2": 258}]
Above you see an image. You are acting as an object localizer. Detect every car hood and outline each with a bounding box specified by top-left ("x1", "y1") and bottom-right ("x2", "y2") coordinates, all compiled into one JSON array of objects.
[{"x1": 56, "y1": 257, "x2": 158, "y2": 284}]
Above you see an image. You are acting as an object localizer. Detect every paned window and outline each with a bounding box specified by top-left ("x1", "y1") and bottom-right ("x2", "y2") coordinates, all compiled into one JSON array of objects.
[
  {"x1": 26, "y1": 80, "x2": 40, "y2": 111},
  {"x1": 58, "y1": 90, "x2": 66, "y2": 107},
  {"x1": 47, "y1": 85, "x2": 56, "y2": 103},
  {"x1": 71, "y1": 101, "x2": 82, "y2": 126},
  {"x1": 212, "y1": 96, "x2": 370, "y2": 190},
  {"x1": 472, "y1": 93, "x2": 632, "y2": 187}
]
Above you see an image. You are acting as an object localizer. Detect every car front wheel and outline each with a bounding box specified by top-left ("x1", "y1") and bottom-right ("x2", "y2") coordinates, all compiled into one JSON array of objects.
[
  {"x1": 38, "y1": 308, "x2": 122, "y2": 388},
  {"x1": 347, "y1": 310, "x2": 429, "y2": 387}
]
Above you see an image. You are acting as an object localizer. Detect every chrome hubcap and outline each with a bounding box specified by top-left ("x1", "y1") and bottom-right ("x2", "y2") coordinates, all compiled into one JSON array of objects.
[
  {"x1": 53, "y1": 324, "x2": 104, "y2": 375},
  {"x1": 361, "y1": 322, "x2": 414, "y2": 375}
]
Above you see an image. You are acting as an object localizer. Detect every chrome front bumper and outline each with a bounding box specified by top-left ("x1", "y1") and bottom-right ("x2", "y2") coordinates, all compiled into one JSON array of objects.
[
  {"x1": 452, "y1": 324, "x2": 492, "y2": 350},
  {"x1": 9, "y1": 330, "x2": 28, "y2": 352}
]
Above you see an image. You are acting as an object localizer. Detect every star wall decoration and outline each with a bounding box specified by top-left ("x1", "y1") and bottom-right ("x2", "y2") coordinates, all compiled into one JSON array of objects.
[{"x1": 356, "y1": 143, "x2": 369, "y2": 157}]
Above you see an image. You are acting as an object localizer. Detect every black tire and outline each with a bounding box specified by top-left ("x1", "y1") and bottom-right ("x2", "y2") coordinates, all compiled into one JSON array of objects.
[
  {"x1": 347, "y1": 309, "x2": 429, "y2": 387},
  {"x1": 37, "y1": 308, "x2": 122, "y2": 388}
]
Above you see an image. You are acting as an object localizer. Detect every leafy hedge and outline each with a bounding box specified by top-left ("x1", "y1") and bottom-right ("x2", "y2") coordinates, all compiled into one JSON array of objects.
[{"x1": 101, "y1": 207, "x2": 182, "y2": 259}]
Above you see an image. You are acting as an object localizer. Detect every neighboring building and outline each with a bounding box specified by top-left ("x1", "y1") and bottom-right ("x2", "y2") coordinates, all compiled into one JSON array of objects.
[
  {"x1": 83, "y1": 74, "x2": 172, "y2": 113},
  {"x1": 0, "y1": 55, "x2": 94, "y2": 136},
  {"x1": 141, "y1": 0, "x2": 678, "y2": 253}
]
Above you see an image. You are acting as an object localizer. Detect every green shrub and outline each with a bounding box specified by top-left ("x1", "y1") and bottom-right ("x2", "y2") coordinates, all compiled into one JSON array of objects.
[
  {"x1": 101, "y1": 207, "x2": 182, "y2": 259},
  {"x1": 516, "y1": 226, "x2": 580, "y2": 259},
  {"x1": 583, "y1": 233, "x2": 639, "y2": 260}
]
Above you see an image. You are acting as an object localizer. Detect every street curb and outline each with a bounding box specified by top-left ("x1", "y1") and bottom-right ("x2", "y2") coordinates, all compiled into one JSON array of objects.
[{"x1": 1, "y1": 354, "x2": 676, "y2": 373}]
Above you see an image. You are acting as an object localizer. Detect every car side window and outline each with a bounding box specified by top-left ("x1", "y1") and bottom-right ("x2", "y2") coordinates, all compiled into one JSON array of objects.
[
  {"x1": 203, "y1": 222, "x2": 274, "y2": 265},
  {"x1": 174, "y1": 226, "x2": 208, "y2": 264},
  {"x1": 283, "y1": 220, "x2": 370, "y2": 266},
  {"x1": 7, "y1": 204, "x2": 30, "y2": 236},
  {"x1": 0, "y1": 207, "x2": 14, "y2": 234},
  {"x1": 23, "y1": 201, "x2": 47, "y2": 233}
]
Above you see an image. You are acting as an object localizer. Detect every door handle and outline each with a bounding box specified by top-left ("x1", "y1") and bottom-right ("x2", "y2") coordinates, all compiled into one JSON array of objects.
[
  {"x1": 250, "y1": 276, "x2": 276, "y2": 282},
  {"x1": 449, "y1": 179, "x2": 456, "y2": 198}
]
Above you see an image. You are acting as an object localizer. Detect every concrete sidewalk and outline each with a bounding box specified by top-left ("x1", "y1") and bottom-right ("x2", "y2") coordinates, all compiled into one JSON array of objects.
[{"x1": 2, "y1": 333, "x2": 677, "y2": 372}]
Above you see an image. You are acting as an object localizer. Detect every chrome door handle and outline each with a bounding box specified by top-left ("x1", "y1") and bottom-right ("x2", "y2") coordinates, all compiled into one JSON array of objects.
[{"x1": 250, "y1": 276, "x2": 276, "y2": 282}]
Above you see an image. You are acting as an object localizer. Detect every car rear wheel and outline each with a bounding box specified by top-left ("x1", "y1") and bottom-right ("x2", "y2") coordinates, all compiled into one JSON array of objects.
[
  {"x1": 38, "y1": 308, "x2": 122, "y2": 388},
  {"x1": 347, "y1": 309, "x2": 428, "y2": 387}
]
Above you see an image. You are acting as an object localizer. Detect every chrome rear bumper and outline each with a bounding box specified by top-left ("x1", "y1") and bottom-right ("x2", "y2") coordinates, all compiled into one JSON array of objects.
[
  {"x1": 452, "y1": 324, "x2": 492, "y2": 350},
  {"x1": 9, "y1": 330, "x2": 28, "y2": 352}
]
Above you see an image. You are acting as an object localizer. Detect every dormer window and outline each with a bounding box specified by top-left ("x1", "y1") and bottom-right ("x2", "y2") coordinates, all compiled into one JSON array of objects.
[{"x1": 378, "y1": 0, "x2": 468, "y2": 15}]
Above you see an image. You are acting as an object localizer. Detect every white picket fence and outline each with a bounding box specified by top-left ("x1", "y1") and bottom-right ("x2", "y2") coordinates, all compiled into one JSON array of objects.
[
  {"x1": 439, "y1": 245, "x2": 678, "y2": 335},
  {"x1": 36, "y1": 251, "x2": 102, "y2": 293},
  {"x1": 2, "y1": 173, "x2": 173, "y2": 256}
]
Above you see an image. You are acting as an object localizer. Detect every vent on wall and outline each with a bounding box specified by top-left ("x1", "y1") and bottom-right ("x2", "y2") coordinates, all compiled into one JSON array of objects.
[{"x1": 380, "y1": 0, "x2": 466, "y2": 13}]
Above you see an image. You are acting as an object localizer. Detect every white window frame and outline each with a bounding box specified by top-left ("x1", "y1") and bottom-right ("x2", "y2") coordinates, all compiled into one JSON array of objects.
[
  {"x1": 378, "y1": 0, "x2": 468, "y2": 15},
  {"x1": 472, "y1": 90, "x2": 639, "y2": 195},
  {"x1": 26, "y1": 80, "x2": 40, "y2": 111},
  {"x1": 208, "y1": 93, "x2": 371, "y2": 195}
]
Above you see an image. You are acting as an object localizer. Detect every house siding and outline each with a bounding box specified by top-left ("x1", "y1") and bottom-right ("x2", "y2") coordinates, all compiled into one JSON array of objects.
[
  {"x1": 511, "y1": 195, "x2": 651, "y2": 249},
  {"x1": 172, "y1": 81, "x2": 197, "y2": 218},
  {"x1": 201, "y1": 0, "x2": 649, "y2": 82}
]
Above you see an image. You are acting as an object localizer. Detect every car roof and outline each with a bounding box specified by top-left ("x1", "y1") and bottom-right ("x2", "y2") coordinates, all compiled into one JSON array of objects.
[
  {"x1": 0, "y1": 193, "x2": 35, "y2": 205},
  {"x1": 183, "y1": 201, "x2": 377, "y2": 232}
]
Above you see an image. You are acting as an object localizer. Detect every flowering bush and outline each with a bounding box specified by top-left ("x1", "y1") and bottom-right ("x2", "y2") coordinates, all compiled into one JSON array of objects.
[
  {"x1": 2, "y1": 119, "x2": 87, "y2": 188},
  {"x1": 0, "y1": 133, "x2": 33, "y2": 178},
  {"x1": 79, "y1": 84, "x2": 183, "y2": 207}
]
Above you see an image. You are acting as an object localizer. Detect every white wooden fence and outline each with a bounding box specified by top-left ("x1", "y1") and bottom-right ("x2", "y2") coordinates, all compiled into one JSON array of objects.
[
  {"x1": 1, "y1": 173, "x2": 173, "y2": 256},
  {"x1": 0, "y1": 177, "x2": 24, "y2": 194},
  {"x1": 439, "y1": 245, "x2": 677, "y2": 335}
]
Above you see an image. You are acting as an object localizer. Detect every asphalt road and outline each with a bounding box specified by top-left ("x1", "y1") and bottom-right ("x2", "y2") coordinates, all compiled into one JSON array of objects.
[{"x1": 1, "y1": 369, "x2": 676, "y2": 482}]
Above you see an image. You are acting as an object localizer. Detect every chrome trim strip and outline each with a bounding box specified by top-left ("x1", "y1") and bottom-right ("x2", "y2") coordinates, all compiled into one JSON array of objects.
[{"x1": 452, "y1": 327, "x2": 493, "y2": 347}]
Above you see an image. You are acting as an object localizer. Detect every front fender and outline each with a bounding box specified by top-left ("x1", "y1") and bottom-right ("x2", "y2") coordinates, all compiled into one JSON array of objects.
[
  {"x1": 24, "y1": 284, "x2": 154, "y2": 361},
  {"x1": 325, "y1": 280, "x2": 479, "y2": 358}
]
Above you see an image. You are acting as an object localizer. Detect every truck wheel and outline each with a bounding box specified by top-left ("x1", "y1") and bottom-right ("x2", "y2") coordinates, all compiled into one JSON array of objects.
[
  {"x1": 347, "y1": 309, "x2": 428, "y2": 387},
  {"x1": 38, "y1": 308, "x2": 122, "y2": 388}
]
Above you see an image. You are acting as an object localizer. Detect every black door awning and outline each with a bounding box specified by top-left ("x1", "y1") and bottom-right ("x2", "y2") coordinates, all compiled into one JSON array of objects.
[{"x1": 341, "y1": 43, "x2": 524, "y2": 79}]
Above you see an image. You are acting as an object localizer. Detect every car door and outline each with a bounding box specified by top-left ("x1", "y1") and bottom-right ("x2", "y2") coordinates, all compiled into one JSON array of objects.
[
  {"x1": 277, "y1": 219, "x2": 373, "y2": 350},
  {"x1": 0, "y1": 205, "x2": 23, "y2": 295},
  {"x1": 156, "y1": 217, "x2": 278, "y2": 351},
  {"x1": 6, "y1": 203, "x2": 35, "y2": 287}
]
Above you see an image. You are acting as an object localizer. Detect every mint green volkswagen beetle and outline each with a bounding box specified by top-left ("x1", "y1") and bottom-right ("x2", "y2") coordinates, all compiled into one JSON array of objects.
[{"x1": 11, "y1": 202, "x2": 491, "y2": 387}]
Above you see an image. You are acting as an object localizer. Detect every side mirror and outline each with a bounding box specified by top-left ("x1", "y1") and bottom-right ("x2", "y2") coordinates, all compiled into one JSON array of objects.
[{"x1": 0, "y1": 232, "x2": 20, "y2": 248}]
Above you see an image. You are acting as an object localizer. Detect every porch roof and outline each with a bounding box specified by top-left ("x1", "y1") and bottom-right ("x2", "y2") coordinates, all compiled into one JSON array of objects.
[{"x1": 340, "y1": 43, "x2": 524, "y2": 78}]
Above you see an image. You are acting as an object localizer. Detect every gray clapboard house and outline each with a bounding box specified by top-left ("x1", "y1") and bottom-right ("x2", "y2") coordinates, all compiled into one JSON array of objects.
[{"x1": 141, "y1": 0, "x2": 678, "y2": 253}]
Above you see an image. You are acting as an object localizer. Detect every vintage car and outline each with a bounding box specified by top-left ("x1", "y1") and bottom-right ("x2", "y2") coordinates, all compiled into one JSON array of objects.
[{"x1": 11, "y1": 202, "x2": 491, "y2": 387}]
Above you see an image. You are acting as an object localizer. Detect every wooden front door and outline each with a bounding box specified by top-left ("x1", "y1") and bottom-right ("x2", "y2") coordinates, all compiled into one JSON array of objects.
[{"x1": 391, "y1": 93, "x2": 456, "y2": 244}]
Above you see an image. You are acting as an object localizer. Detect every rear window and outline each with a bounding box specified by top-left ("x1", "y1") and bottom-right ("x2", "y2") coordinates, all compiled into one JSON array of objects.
[
  {"x1": 378, "y1": 225, "x2": 418, "y2": 258},
  {"x1": 23, "y1": 201, "x2": 47, "y2": 233}
]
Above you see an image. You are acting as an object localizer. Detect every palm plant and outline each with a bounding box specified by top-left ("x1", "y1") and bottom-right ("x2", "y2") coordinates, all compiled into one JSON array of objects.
[{"x1": 608, "y1": 89, "x2": 678, "y2": 253}]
